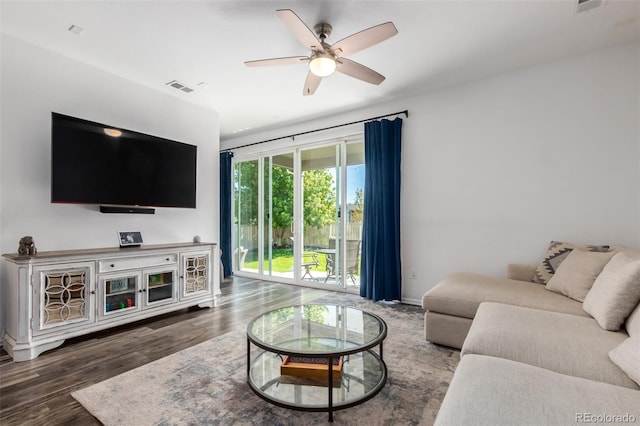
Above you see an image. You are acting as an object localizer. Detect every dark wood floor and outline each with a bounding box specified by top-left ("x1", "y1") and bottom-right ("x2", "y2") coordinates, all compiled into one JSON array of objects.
[{"x1": 0, "y1": 277, "x2": 335, "y2": 425}]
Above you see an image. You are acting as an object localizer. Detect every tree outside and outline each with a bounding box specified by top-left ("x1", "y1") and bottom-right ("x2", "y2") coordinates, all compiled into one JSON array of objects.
[
  {"x1": 267, "y1": 166, "x2": 294, "y2": 247},
  {"x1": 234, "y1": 160, "x2": 259, "y2": 226},
  {"x1": 266, "y1": 166, "x2": 338, "y2": 247},
  {"x1": 351, "y1": 188, "x2": 364, "y2": 222},
  {"x1": 302, "y1": 168, "x2": 336, "y2": 231},
  {"x1": 235, "y1": 161, "x2": 338, "y2": 247}
]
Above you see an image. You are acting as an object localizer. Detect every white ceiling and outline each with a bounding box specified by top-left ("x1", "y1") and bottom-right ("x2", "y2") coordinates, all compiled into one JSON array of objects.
[{"x1": 2, "y1": 1, "x2": 638, "y2": 141}]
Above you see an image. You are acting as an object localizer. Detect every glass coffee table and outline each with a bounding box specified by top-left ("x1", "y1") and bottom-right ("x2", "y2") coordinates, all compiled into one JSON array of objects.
[{"x1": 247, "y1": 304, "x2": 387, "y2": 422}]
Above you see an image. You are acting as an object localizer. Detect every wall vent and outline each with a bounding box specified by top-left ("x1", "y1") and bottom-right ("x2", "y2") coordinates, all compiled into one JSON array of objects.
[
  {"x1": 576, "y1": 0, "x2": 604, "y2": 14},
  {"x1": 165, "y1": 80, "x2": 194, "y2": 93}
]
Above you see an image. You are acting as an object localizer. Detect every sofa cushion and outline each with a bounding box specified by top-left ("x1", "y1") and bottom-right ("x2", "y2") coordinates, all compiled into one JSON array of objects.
[
  {"x1": 424, "y1": 311, "x2": 473, "y2": 350},
  {"x1": 532, "y1": 240, "x2": 610, "y2": 284},
  {"x1": 615, "y1": 247, "x2": 640, "y2": 337},
  {"x1": 610, "y1": 246, "x2": 640, "y2": 260},
  {"x1": 583, "y1": 252, "x2": 640, "y2": 331},
  {"x1": 422, "y1": 273, "x2": 589, "y2": 320},
  {"x1": 461, "y1": 303, "x2": 637, "y2": 389},
  {"x1": 434, "y1": 354, "x2": 640, "y2": 426},
  {"x1": 545, "y1": 249, "x2": 614, "y2": 302},
  {"x1": 506, "y1": 263, "x2": 536, "y2": 282},
  {"x1": 626, "y1": 302, "x2": 640, "y2": 337},
  {"x1": 609, "y1": 337, "x2": 640, "y2": 386}
]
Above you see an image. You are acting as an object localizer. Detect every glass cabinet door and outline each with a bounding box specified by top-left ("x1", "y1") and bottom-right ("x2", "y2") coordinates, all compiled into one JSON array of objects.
[
  {"x1": 100, "y1": 273, "x2": 141, "y2": 318},
  {"x1": 181, "y1": 252, "x2": 210, "y2": 299},
  {"x1": 33, "y1": 262, "x2": 95, "y2": 334},
  {"x1": 144, "y1": 268, "x2": 177, "y2": 307}
]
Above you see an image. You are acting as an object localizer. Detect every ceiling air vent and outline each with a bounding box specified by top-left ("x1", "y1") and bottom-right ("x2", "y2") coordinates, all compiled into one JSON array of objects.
[
  {"x1": 165, "y1": 80, "x2": 194, "y2": 93},
  {"x1": 576, "y1": 0, "x2": 604, "y2": 14}
]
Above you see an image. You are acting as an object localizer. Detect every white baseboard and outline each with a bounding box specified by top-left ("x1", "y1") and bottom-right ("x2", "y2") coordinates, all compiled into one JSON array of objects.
[{"x1": 401, "y1": 297, "x2": 421, "y2": 306}]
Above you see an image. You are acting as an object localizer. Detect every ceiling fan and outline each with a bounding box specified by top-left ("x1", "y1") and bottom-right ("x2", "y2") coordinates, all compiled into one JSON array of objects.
[{"x1": 245, "y1": 9, "x2": 398, "y2": 96}]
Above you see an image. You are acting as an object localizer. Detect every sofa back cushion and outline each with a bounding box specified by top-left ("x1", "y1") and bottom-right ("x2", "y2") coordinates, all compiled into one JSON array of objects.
[
  {"x1": 609, "y1": 246, "x2": 640, "y2": 260},
  {"x1": 583, "y1": 252, "x2": 640, "y2": 331},
  {"x1": 545, "y1": 249, "x2": 614, "y2": 302},
  {"x1": 611, "y1": 247, "x2": 640, "y2": 336},
  {"x1": 533, "y1": 241, "x2": 610, "y2": 284},
  {"x1": 626, "y1": 302, "x2": 640, "y2": 337}
]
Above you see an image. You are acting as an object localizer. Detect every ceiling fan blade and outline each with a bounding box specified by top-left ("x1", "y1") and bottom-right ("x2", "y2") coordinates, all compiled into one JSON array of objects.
[
  {"x1": 336, "y1": 58, "x2": 385, "y2": 85},
  {"x1": 245, "y1": 56, "x2": 309, "y2": 67},
  {"x1": 331, "y1": 22, "x2": 398, "y2": 57},
  {"x1": 276, "y1": 9, "x2": 324, "y2": 52},
  {"x1": 303, "y1": 71, "x2": 322, "y2": 96}
]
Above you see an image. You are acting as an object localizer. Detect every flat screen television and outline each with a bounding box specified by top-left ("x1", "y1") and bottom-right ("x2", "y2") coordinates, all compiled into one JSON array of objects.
[{"x1": 51, "y1": 112, "x2": 197, "y2": 209}]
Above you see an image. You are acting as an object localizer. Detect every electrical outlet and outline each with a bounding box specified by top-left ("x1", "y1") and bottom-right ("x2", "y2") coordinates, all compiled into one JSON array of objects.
[{"x1": 410, "y1": 269, "x2": 417, "y2": 279}]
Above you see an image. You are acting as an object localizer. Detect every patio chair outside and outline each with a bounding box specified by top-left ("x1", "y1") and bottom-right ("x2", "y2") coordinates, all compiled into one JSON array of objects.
[
  {"x1": 301, "y1": 252, "x2": 320, "y2": 280},
  {"x1": 291, "y1": 237, "x2": 320, "y2": 280},
  {"x1": 325, "y1": 239, "x2": 361, "y2": 285}
]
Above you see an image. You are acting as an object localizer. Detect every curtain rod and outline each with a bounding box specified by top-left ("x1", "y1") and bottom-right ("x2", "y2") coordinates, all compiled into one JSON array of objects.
[{"x1": 220, "y1": 109, "x2": 408, "y2": 153}]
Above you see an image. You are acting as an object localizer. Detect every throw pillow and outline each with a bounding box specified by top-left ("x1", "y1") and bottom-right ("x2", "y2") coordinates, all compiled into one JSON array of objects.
[
  {"x1": 532, "y1": 241, "x2": 610, "y2": 284},
  {"x1": 608, "y1": 337, "x2": 640, "y2": 386},
  {"x1": 583, "y1": 252, "x2": 640, "y2": 331},
  {"x1": 545, "y1": 249, "x2": 615, "y2": 302},
  {"x1": 625, "y1": 301, "x2": 640, "y2": 338}
]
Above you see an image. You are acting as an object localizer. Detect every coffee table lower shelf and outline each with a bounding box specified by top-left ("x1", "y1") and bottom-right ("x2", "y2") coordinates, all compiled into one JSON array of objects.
[{"x1": 247, "y1": 349, "x2": 387, "y2": 422}]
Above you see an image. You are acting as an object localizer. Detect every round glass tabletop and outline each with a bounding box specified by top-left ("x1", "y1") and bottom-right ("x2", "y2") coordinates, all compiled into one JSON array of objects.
[{"x1": 247, "y1": 304, "x2": 387, "y2": 356}]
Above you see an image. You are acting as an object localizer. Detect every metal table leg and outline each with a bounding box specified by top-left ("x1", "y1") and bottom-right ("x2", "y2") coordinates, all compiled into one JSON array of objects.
[{"x1": 328, "y1": 355, "x2": 334, "y2": 422}]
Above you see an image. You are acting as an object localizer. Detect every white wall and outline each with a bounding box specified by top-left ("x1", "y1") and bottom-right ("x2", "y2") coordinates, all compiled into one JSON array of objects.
[
  {"x1": 0, "y1": 35, "x2": 220, "y2": 330},
  {"x1": 223, "y1": 42, "x2": 640, "y2": 305}
]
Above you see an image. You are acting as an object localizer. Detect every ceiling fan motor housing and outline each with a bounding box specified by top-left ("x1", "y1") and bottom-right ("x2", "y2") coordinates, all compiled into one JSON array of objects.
[{"x1": 314, "y1": 23, "x2": 333, "y2": 40}]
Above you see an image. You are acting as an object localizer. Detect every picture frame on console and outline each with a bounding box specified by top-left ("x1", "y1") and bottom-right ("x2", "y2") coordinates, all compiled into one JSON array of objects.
[{"x1": 118, "y1": 231, "x2": 143, "y2": 247}]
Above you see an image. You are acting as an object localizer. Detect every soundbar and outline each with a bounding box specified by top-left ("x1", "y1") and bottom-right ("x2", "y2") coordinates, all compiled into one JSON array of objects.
[{"x1": 100, "y1": 205, "x2": 155, "y2": 214}]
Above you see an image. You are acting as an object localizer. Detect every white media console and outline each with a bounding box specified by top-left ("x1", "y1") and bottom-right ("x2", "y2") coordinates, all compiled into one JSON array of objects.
[{"x1": 2, "y1": 242, "x2": 219, "y2": 361}]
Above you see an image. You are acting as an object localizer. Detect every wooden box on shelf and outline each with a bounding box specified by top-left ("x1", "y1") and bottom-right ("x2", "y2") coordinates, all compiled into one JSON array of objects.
[{"x1": 280, "y1": 355, "x2": 343, "y2": 381}]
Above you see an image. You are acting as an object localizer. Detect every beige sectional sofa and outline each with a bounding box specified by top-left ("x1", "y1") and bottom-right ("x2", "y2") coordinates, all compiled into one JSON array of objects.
[{"x1": 422, "y1": 243, "x2": 640, "y2": 425}]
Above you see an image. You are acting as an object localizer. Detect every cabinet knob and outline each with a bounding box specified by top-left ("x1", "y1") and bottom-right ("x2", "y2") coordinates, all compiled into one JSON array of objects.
[
  {"x1": 110, "y1": 264, "x2": 115, "y2": 268},
  {"x1": 91, "y1": 290, "x2": 96, "y2": 295},
  {"x1": 166, "y1": 258, "x2": 170, "y2": 261}
]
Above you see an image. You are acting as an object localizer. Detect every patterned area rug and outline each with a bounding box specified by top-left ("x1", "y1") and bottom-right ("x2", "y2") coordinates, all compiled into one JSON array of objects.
[{"x1": 72, "y1": 294, "x2": 459, "y2": 425}]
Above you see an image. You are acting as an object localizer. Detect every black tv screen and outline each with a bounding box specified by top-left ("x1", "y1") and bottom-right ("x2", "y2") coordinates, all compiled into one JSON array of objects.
[{"x1": 51, "y1": 112, "x2": 197, "y2": 208}]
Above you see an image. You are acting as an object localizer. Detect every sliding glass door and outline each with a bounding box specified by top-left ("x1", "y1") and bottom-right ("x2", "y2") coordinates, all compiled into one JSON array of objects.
[
  {"x1": 234, "y1": 160, "x2": 258, "y2": 273},
  {"x1": 299, "y1": 145, "x2": 341, "y2": 285},
  {"x1": 233, "y1": 139, "x2": 364, "y2": 291},
  {"x1": 234, "y1": 154, "x2": 295, "y2": 277},
  {"x1": 264, "y1": 153, "x2": 294, "y2": 278},
  {"x1": 344, "y1": 142, "x2": 365, "y2": 288}
]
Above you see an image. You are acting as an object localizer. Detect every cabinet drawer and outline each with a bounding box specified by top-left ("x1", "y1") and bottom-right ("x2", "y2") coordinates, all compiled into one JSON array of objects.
[{"x1": 99, "y1": 254, "x2": 177, "y2": 273}]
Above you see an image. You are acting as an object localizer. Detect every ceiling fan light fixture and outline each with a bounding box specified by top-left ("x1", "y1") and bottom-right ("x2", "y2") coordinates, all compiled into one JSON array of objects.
[{"x1": 309, "y1": 53, "x2": 336, "y2": 77}]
